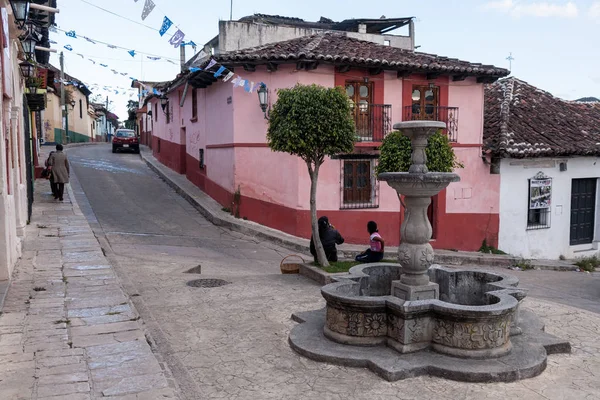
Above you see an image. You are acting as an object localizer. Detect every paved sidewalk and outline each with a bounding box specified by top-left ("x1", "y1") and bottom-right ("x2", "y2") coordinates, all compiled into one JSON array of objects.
[
  {"x1": 139, "y1": 147, "x2": 577, "y2": 271},
  {"x1": 0, "y1": 178, "x2": 179, "y2": 399}
]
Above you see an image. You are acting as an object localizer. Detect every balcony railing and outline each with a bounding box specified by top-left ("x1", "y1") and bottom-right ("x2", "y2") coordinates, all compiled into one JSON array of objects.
[
  {"x1": 403, "y1": 106, "x2": 459, "y2": 142},
  {"x1": 354, "y1": 104, "x2": 391, "y2": 142}
]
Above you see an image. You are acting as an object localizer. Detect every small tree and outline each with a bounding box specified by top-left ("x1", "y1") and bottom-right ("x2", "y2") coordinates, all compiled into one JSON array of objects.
[
  {"x1": 377, "y1": 130, "x2": 463, "y2": 174},
  {"x1": 267, "y1": 84, "x2": 356, "y2": 267}
]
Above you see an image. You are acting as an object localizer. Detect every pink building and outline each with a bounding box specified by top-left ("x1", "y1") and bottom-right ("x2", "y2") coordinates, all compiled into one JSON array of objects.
[{"x1": 139, "y1": 17, "x2": 508, "y2": 250}]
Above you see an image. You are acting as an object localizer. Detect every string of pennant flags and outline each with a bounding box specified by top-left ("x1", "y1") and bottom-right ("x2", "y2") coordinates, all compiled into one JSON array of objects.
[
  {"x1": 134, "y1": 0, "x2": 196, "y2": 49},
  {"x1": 50, "y1": 25, "x2": 187, "y2": 62}
]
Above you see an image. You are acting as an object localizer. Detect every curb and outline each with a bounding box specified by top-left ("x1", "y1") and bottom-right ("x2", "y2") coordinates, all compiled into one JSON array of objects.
[
  {"x1": 298, "y1": 264, "x2": 348, "y2": 286},
  {"x1": 138, "y1": 147, "x2": 579, "y2": 272}
]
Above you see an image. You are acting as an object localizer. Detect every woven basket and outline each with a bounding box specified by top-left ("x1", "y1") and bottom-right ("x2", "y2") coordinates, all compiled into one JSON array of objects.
[{"x1": 280, "y1": 255, "x2": 304, "y2": 274}]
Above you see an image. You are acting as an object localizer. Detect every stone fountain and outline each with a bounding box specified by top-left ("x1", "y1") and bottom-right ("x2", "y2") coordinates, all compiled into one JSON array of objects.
[{"x1": 289, "y1": 121, "x2": 570, "y2": 382}]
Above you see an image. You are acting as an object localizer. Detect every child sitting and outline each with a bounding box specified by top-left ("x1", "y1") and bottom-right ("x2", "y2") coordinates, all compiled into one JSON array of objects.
[{"x1": 355, "y1": 221, "x2": 385, "y2": 263}]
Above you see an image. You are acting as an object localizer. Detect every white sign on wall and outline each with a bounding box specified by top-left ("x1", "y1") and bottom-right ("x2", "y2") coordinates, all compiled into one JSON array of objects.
[{"x1": 529, "y1": 173, "x2": 552, "y2": 210}]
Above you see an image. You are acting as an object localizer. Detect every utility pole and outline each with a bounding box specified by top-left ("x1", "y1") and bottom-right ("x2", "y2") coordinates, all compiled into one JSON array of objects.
[
  {"x1": 180, "y1": 44, "x2": 186, "y2": 73},
  {"x1": 105, "y1": 96, "x2": 109, "y2": 142},
  {"x1": 230, "y1": 0, "x2": 232, "y2": 20},
  {"x1": 60, "y1": 51, "x2": 69, "y2": 144}
]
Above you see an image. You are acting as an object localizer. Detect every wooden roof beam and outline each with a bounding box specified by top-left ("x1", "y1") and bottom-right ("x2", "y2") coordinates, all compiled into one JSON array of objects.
[
  {"x1": 243, "y1": 64, "x2": 256, "y2": 72},
  {"x1": 397, "y1": 70, "x2": 411, "y2": 79},
  {"x1": 336, "y1": 65, "x2": 351, "y2": 73},
  {"x1": 267, "y1": 62, "x2": 278, "y2": 72},
  {"x1": 452, "y1": 74, "x2": 468, "y2": 81},
  {"x1": 426, "y1": 72, "x2": 442, "y2": 80},
  {"x1": 369, "y1": 67, "x2": 383, "y2": 76}
]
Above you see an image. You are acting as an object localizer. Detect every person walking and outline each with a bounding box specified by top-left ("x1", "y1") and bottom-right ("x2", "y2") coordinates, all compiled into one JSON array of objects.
[
  {"x1": 44, "y1": 150, "x2": 57, "y2": 198},
  {"x1": 48, "y1": 144, "x2": 70, "y2": 201}
]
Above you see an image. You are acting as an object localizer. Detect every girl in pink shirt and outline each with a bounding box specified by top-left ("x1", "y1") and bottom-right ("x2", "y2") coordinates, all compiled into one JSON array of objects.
[{"x1": 355, "y1": 221, "x2": 385, "y2": 263}]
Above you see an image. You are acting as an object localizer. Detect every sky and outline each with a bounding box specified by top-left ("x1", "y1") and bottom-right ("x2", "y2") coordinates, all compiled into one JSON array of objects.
[{"x1": 49, "y1": 0, "x2": 600, "y2": 120}]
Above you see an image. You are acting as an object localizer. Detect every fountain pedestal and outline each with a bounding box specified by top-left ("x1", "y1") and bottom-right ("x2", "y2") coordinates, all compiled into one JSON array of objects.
[{"x1": 379, "y1": 121, "x2": 459, "y2": 301}]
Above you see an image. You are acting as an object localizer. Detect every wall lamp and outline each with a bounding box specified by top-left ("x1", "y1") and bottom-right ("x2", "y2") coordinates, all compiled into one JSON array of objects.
[
  {"x1": 9, "y1": 0, "x2": 30, "y2": 29},
  {"x1": 19, "y1": 22, "x2": 41, "y2": 59},
  {"x1": 19, "y1": 60, "x2": 34, "y2": 78},
  {"x1": 257, "y1": 83, "x2": 270, "y2": 120},
  {"x1": 160, "y1": 95, "x2": 170, "y2": 118}
]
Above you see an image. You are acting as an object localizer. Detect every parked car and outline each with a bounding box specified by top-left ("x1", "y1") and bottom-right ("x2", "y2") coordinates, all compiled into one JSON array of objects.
[{"x1": 112, "y1": 129, "x2": 139, "y2": 153}]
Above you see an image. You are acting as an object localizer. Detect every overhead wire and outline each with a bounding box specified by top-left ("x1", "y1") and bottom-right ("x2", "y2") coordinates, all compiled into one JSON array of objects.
[
  {"x1": 53, "y1": 26, "x2": 181, "y2": 61},
  {"x1": 77, "y1": 0, "x2": 160, "y2": 33}
]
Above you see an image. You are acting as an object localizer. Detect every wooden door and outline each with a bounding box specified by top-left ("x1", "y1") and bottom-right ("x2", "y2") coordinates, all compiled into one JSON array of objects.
[
  {"x1": 411, "y1": 85, "x2": 439, "y2": 120},
  {"x1": 346, "y1": 81, "x2": 373, "y2": 139},
  {"x1": 570, "y1": 178, "x2": 597, "y2": 245}
]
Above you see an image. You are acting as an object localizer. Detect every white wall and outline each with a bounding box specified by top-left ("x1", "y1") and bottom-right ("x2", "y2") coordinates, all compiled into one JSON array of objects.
[
  {"x1": 218, "y1": 21, "x2": 414, "y2": 53},
  {"x1": 499, "y1": 157, "x2": 600, "y2": 259}
]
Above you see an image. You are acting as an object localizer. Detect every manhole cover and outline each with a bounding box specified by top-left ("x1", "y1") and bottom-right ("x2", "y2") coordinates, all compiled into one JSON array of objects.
[{"x1": 187, "y1": 279, "x2": 230, "y2": 288}]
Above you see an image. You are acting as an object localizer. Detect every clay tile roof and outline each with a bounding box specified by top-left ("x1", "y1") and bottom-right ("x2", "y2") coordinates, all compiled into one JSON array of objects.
[
  {"x1": 216, "y1": 32, "x2": 509, "y2": 78},
  {"x1": 484, "y1": 77, "x2": 600, "y2": 158}
]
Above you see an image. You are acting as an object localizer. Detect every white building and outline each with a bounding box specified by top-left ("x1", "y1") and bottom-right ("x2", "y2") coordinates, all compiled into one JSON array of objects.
[{"x1": 484, "y1": 78, "x2": 600, "y2": 259}]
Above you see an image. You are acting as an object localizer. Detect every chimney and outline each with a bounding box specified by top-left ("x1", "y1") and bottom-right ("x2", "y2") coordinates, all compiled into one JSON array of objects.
[
  {"x1": 180, "y1": 45, "x2": 186, "y2": 73},
  {"x1": 358, "y1": 23, "x2": 367, "y2": 34}
]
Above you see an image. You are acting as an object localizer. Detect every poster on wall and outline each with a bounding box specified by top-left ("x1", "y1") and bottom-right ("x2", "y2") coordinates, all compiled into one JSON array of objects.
[
  {"x1": 529, "y1": 174, "x2": 552, "y2": 209},
  {"x1": 1, "y1": 8, "x2": 12, "y2": 99}
]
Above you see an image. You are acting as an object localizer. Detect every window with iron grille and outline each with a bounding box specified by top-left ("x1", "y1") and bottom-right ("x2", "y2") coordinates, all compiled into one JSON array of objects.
[
  {"x1": 527, "y1": 175, "x2": 552, "y2": 230},
  {"x1": 340, "y1": 158, "x2": 379, "y2": 209}
]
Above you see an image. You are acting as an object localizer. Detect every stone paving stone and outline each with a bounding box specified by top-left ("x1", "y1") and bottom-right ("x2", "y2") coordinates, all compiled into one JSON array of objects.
[
  {"x1": 101, "y1": 387, "x2": 178, "y2": 400},
  {"x1": 90, "y1": 357, "x2": 163, "y2": 381},
  {"x1": 37, "y1": 382, "x2": 90, "y2": 398},
  {"x1": 0, "y1": 387, "x2": 33, "y2": 400},
  {"x1": 36, "y1": 362, "x2": 89, "y2": 377},
  {"x1": 37, "y1": 355, "x2": 83, "y2": 368},
  {"x1": 35, "y1": 348, "x2": 85, "y2": 358},
  {"x1": 37, "y1": 371, "x2": 89, "y2": 385},
  {"x1": 37, "y1": 394, "x2": 91, "y2": 400},
  {"x1": 71, "y1": 321, "x2": 140, "y2": 337},
  {"x1": 85, "y1": 340, "x2": 148, "y2": 358},
  {"x1": 94, "y1": 372, "x2": 169, "y2": 397},
  {"x1": 72, "y1": 331, "x2": 145, "y2": 348}
]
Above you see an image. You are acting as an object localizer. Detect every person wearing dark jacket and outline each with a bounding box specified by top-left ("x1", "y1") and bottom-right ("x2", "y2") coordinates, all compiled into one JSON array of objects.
[{"x1": 310, "y1": 216, "x2": 344, "y2": 263}]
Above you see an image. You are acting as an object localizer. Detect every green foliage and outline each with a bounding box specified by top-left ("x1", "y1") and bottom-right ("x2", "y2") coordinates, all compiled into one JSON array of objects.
[
  {"x1": 377, "y1": 130, "x2": 463, "y2": 174},
  {"x1": 513, "y1": 259, "x2": 533, "y2": 270},
  {"x1": 479, "y1": 239, "x2": 508, "y2": 255},
  {"x1": 574, "y1": 256, "x2": 599, "y2": 272},
  {"x1": 267, "y1": 84, "x2": 356, "y2": 165}
]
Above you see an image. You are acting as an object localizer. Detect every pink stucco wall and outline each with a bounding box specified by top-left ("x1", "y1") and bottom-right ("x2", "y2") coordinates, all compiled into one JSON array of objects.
[
  {"x1": 445, "y1": 79, "x2": 499, "y2": 214},
  {"x1": 448, "y1": 78, "x2": 484, "y2": 145},
  {"x1": 445, "y1": 147, "x2": 500, "y2": 214}
]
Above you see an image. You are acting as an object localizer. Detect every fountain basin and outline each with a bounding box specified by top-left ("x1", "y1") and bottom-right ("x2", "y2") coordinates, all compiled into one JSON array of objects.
[
  {"x1": 321, "y1": 263, "x2": 526, "y2": 359},
  {"x1": 378, "y1": 172, "x2": 460, "y2": 197}
]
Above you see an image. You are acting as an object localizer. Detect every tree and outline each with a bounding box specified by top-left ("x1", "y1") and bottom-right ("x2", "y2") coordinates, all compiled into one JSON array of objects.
[
  {"x1": 267, "y1": 84, "x2": 356, "y2": 267},
  {"x1": 377, "y1": 130, "x2": 463, "y2": 174},
  {"x1": 125, "y1": 101, "x2": 139, "y2": 131}
]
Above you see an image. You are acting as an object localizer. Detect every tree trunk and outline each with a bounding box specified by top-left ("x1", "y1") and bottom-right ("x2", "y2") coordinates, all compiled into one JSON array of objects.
[{"x1": 308, "y1": 161, "x2": 329, "y2": 267}]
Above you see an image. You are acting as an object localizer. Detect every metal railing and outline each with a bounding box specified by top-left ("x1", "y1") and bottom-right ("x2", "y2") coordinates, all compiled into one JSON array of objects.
[
  {"x1": 403, "y1": 106, "x2": 459, "y2": 142},
  {"x1": 354, "y1": 104, "x2": 392, "y2": 142}
]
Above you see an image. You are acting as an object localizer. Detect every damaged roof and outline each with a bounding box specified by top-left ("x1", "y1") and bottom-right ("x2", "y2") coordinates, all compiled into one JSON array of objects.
[
  {"x1": 216, "y1": 32, "x2": 508, "y2": 80},
  {"x1": 484, "y1": 77, "x2": 600, "y2": 158},
  {"x1": 237, "y1": 13, "x2": 414, "y2": 34}
]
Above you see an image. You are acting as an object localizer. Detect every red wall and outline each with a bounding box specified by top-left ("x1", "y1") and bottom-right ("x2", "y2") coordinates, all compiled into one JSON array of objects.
[
  {"x1": 176, "y1": 139, "x2": 497, "y2": 250},
  {"x1": 152, "y1": 136, "x2": 185, "y2": 174}
]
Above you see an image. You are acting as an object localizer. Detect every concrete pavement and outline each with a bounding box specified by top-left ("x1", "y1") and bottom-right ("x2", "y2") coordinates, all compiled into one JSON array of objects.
[{"x1": 0, "y1": 169, "x2": 178, "y2": 398}]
